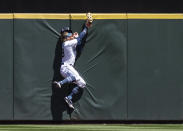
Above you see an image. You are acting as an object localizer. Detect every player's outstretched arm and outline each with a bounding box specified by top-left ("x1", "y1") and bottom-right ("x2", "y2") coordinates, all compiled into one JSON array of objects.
[{"x1": 77, "y1": 13, "x2": 93, "y2": 45}]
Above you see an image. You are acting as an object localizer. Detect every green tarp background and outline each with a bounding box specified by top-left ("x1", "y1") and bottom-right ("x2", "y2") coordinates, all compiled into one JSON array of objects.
[
  {"x1": 70, "y1": 20, "x2": 127, "y2": 120},
  {"x1": 127, "y1": 20, "x2": 183, "y2": 120},
  {"x1": 0, "y1": 16, "x2": 183, "y2": 121},
  {"x1": 13, "y1": 19, "x2": 127, "y2": 120},
  {"x1": 0, "y1": 20, "x2": 13, "y2": 120},
  {"x1": 13, "y1": 19, "x2": 65, "y2": 120}
]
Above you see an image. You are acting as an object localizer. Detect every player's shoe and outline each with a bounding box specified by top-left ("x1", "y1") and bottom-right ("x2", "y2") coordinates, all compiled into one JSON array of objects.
[
  {"x1": 64, "y1": 97, "x2": 75, "y2": 109},
  {"x1": 53, "y1": 81, "x2": 61, "y2": 88}
]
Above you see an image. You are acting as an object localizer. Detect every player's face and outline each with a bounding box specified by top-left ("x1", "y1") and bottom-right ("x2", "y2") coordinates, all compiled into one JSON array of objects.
[
  {"x1": 62, "y1": 32, "x2": 74, "y2": 41},
  {"x1": 67, "y1": 36, "x2": 74, "y2": 40}
]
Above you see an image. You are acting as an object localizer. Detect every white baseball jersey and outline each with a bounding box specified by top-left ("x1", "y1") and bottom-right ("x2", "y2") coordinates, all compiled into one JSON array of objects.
[
  {"x1": 62, "y1": 39, "x2": 78, "y2": 66},
  {"x1": 60, "y1": 27, "x2": 88, "y2": 88}
]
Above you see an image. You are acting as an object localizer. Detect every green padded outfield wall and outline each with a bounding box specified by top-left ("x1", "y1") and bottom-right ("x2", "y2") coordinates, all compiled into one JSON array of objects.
[
  {"x1": 70, "y1": 19, "x2": 127, "y2": 120},
  {"x1": 13, "y1": 19, "x2": 69, "y2": 120},
  {"x1": 127, "y1": 18, "x2": 183, "y2": 120},
  {"x1": 0, "y1": 15, "x2": 13, "y2": 120},
  {"x1": 0, "y1": 13, "x2": 183, "y2": 121},
  {"x1": 13, "y1": 14, "x2": 127, "y2": 120}
]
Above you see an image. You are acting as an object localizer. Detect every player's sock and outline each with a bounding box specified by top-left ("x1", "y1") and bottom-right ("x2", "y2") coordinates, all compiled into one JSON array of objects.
[
  {"x1": 67, "y1": 86, "x2": 80, "y2": 100},
  {"x1": 59, "y1": 76, "x2": 76, "y2": 85}
]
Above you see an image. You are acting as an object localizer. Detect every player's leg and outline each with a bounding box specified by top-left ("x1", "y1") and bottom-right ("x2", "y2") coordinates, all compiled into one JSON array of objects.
[
  {"x1": 64, "y1": 66, "x2": 86, "y2": 109},
  {"x1": 53, "y1": 75, "x2": 76, "y2": 88},
  {"x1": 53, "y1": 64, "x2": 76, "y2": 88},
  {"x1": 65, "y1": 78, "x2": 86, "y2": 109},
  {"x1": 62, "y1": 64, "x2": 86, "y2": 88},
  {"x1": 65, "y1": 79, "x2": 86, "y2": 109},
  {"x1": 67, "y1": 86, "x2": 80, "y2": 100},
  {"x1": 64, "y1": 86, "x2": 79, "y2": 109},
  {"x1": 75, "y1": 76, "x2": 86, "y2": 88}
]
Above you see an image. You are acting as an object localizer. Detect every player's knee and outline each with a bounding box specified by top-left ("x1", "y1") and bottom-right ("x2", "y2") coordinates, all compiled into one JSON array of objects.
[{"x1": 78, "y1": 80, "x2": 86, "y2": 88}]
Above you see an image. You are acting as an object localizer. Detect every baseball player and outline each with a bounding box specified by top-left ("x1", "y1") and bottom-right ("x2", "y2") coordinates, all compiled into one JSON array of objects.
[{"x1": 53, "y1": 13, "x2": 93, "y2": 109}]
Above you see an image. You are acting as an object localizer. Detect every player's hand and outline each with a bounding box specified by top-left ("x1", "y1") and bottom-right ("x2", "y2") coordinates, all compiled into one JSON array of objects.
[
  {"x1": 86, "y1": 12, "x2": 93, "y2": 28},
  {"x1": 73, "y1": 32, "x2": 79, "y2": 38}
]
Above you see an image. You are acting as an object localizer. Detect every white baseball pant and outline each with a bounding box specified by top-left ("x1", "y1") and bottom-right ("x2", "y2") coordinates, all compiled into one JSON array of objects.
[{"x1": 60, "y1": 63, "x2": 86, "y2": 88}]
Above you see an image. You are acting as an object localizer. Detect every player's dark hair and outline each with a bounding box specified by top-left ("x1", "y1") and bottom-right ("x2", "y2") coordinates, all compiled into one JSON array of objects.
[
  {"x1": 60, "y1": 27, "x2": 72, "y2": 43},
  {"x1": 60, "y1": 32, "x2": 68, "y2": 43}
]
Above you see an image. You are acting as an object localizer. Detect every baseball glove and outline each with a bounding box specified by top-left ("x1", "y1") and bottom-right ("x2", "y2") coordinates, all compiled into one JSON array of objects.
[{"x1": 86, "y1": 12, "x2": 93, "y2": 28}]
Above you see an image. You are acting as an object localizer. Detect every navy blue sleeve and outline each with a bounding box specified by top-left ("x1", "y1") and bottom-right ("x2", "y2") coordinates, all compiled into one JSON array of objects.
[{"x1": 76, "y1": 26, "x2": 88, "y2": 46}]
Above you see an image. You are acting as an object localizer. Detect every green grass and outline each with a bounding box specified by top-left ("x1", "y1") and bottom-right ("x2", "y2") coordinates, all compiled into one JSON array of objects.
[{"x1": 0, "y1": 124, "x2": 183, "y2": 131}]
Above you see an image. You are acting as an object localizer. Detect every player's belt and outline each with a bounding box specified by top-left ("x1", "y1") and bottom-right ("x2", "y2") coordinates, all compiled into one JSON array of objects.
[{"x1": 61, "y1": 63, "x2": 74, "y2": 66}]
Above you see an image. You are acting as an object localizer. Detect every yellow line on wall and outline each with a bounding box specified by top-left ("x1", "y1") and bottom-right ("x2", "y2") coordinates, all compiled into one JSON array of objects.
[
  {"x1": 70, "y1": 13, "x2": 127, "y2": 19},
  {"x1": 0, "y1": 13, "x2": 183, "y2": 19},
  {"x1": 0, "y1": 14, "x2": 13, "y2": 19},
  {"x1": 13, "y1": 13, "x2": 127, "y2": 19},
  {"x1": 14, "y1": 13, "x2": 70, "y2": 19},
  {"x1": 127, "y1": 13, "x2": 183, "y2": 19}
]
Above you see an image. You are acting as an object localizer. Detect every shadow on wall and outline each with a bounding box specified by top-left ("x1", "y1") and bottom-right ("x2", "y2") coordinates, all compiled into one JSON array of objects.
[{"x1": 51, "y1": 37, "x2": 83, "y2": 120}]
